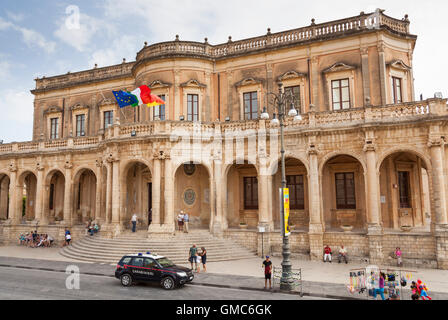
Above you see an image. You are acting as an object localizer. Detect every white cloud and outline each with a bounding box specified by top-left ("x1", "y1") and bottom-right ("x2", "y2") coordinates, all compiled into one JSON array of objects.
[
  {"x1": 54, "y1": 13, "x2": 115, "y2": 52},
  {"x1": 0, "y1": 89, "x2": 34, "y2": 143},
  {"x1": 6, "y1": 11, "x2": 25, "y2": 23},
  {"x1": 89, "y1": 35, "x2": 140, "y2": 67},
  {"x1": 0, "y1": 17, "x2": 56, "y2": 53}
]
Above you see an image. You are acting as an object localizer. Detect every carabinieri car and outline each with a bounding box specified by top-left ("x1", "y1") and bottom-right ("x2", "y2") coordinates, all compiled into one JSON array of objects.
[{"x1": 115, "y1": 253, "x2": 194, "y2": 290}]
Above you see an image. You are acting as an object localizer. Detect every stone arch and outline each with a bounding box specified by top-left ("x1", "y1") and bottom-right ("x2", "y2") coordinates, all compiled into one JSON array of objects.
[
  {"x1": 72, "y1": 168, "x2": 97, "y2": 224},
  {"x1": 321, "y1": 154, "x2": 367, "y2": 231},
  {"x1": 17, "y1": 170, "x2": 38, "y2": 222},
  {"x1": 268, "y1": 151, "x2": 310, "y2": 176},
  {"x1": 224, "y1": 159, "x2": 260, "y2": 229},
  {"x1": 0, "y1": 172, "x2": 10, "y2": 220},
  {"x1": 378, "y1": 148, "x2": 432, "y2": 230},
  {"x1": 173, "y1": 161, "x2": 212, "y2": 229},
  {"x1": 269, "y1": 156, "x2": 310, "y2": 230},
  {"x1": 376, "y1": 146, "x2": 432, "y2": 174},
  {"x1": 121, "y1": 160, "x2": 153, "y2": 229},
  {"x1": 319, "y1": 151, "x2": 367, "y2": 177},
  {"x1": 44, "y1": 169, "x2": 65, "y2": 223},
  {"x1": 223, "y1": 158, "x2": 259, "y2": 179}
]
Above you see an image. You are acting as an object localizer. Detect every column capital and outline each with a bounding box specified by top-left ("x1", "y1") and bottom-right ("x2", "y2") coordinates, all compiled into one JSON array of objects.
[
  {"x1": 8, "y1": 163, "x2": 17, "y2": 172},
  {"x1": 64, "y1": 161, "x2": 73, "y2": 170},
  {"x1": 36, "y1": 163, "x2": 45, "y2": 171},
  {"x1": 307, "y1": 144, "x2": 319, "y2": 156},
  {"x1": 363, "y1": 142, "x2": 376, "y2": 152},
  {"x1": 428, "y1": 136, "x2": 444, "y2": 148}
]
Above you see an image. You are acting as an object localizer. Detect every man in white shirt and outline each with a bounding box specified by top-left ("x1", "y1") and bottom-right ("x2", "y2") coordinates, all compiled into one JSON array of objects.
[
  {"x1": 131, "y1": 213, "x2": 138, "y2": 233},
  {"x1": 338, "y1": 245, "x2": 348, "y2": 264},
  {"x1": 177, "y1": 211, "x2": 184, "y2": 232},
  {"x1": 183, "y1": 212, "x2": 189, "y2": 233}
]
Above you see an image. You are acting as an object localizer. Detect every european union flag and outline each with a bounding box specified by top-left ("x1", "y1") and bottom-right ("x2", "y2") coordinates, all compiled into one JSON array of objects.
[{"x1": 113, "y1": 90, "x2": 139, "y2": 108}]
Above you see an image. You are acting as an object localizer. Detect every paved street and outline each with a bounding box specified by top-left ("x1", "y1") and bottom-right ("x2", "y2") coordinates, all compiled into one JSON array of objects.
[{"x1": 0, "y1": 266, "x2": 327, "y2": 300}]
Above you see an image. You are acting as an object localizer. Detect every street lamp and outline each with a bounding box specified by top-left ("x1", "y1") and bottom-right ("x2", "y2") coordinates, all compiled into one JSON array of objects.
[{"x1": 263, "y1": 81, "x2": 301, "y2": 291}]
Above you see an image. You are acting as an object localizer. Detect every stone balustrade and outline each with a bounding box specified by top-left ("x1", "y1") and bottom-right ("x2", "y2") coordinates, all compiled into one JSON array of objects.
[
  {"x1": 0, "y1": 99, "x2": 445, "y2": 156},
  {"x1": 34, "y1": 11, "x2": 411, "y2": 93}
]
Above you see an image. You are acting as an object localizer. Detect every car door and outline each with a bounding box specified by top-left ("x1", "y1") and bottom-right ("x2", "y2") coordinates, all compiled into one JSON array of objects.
[
  {"x1": 129, "y1": 257, "x2": 146, "y2": 281},
  {"x1": 143, "y1": 258, "x2": 161, "y2": 281}
]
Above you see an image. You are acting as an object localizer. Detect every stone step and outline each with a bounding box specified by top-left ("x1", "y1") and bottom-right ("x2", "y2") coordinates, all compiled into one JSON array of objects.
[
  {"x1": 62, "y1": 246, "x2": 253, "y2": 260},
  {"x1": 60, "y1": 231, "x2": 257, "y2": 264}
]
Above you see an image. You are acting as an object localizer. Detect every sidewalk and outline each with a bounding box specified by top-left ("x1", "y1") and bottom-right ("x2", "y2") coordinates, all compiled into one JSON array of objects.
[{"x1": 0, "y1": 245, "x2": 447, "y2": 299}]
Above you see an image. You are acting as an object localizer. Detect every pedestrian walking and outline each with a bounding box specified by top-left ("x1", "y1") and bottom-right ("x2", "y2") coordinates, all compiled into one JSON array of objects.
[
  {"x1": 177, "y1": 211, "x2": 184, "y2": 232},
  {"x1": 373, "y1": 272, "x2": 386, "y2": 300},
  {"x1": 189, "y1": 244, "x2": 198, "y2": 271},
  {"x1": 338, "y1": 245, "x2": 348, "y2": 264},
  {"x1": 395, "y1": 247, "x2": 403, "y2": 267},
  {"x1": 131, "y1": 213, "x2": 138, "y2": 233},
  {"x1": 262, "y1": 256, "x2": 272, "y2": 290},
  {"x1": 323, "y1": 245, "x2": 332, "y2": 263},
  {"x1": 183, "y1": 212, "x2": 189, "y2": 233},
  {"x1": 200, "y1": 247, "x2": 207, "y2": 272}
]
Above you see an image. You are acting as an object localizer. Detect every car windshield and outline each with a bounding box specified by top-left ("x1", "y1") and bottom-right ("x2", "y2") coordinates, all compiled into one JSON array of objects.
[{"x1": 156, "y1": 257, "x2": 174, "y2": 267}]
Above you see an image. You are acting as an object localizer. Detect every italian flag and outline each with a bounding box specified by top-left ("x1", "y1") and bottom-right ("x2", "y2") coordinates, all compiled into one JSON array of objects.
[{"x1": 130, "y1": 85, "x2": 165, "y2": 107}]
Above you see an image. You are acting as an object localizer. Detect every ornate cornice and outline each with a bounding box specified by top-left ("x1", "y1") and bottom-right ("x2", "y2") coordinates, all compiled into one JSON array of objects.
[
  {"x1": 43, "y1": 106, "x2": 62, "y2": 115},
  {"x1": 277, "y1": 70, "x2": 307, "y2": 82},
  {"x1": 322, "y1": 62, "x2": 356, "y2": 74},
  {"x1": 387, "y1": 59, "x2": 412, "y2": 71},
  {"x1": 180, "y1": 79, "x2": 206, "y2": 88},
  {"x1": 149, "y1": 79, "x2": 172, "y2": 89},
  {"x1": 234, "y1": 77, "x2": 264, "y2": 88}
]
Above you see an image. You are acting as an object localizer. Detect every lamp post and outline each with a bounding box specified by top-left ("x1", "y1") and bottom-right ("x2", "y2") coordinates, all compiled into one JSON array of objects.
[{"x1": 261, "y1": 82, "x2": 301, "y2": 291}]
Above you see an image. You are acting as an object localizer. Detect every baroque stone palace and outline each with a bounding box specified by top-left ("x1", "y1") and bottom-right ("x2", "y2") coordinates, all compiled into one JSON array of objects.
[{"x1": 0, "y1": 10, "x2": 448, "y2": 268}]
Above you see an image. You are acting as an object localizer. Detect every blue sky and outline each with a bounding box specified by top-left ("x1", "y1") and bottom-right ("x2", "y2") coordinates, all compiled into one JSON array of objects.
[{"x1": 0, "y1": 0, "x2": 447, "y2": 143}]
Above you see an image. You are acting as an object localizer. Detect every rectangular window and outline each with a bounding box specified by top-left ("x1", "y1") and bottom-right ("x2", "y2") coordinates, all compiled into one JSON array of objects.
[
  {"x1": 335, "y1": 173, "x2": 356, "y2": 210},
  {"x1": 286, "y1": 175, "x2": 305, "y2": 210},
  {"x1": 392, "y1": 77, "x2": 402, "y2": 104},
  {"x1": 154, "y1": 95, "x2": 166, "y2": 120},
  {"x1": 332, "y1": 79, "x2": 351, "y2": 110},
  {"x1": 398, "y1": 171, "x2": 411, "y2": 208},
  {"x1": 104, "y1": 111, "x2": 114, "y2": 129},
  {"x1": 243, "y1": 176, "x2": 258, "y2": 210},
  {"x1": 187, "y1": 94, "x2": 199, "y2": 121},
  {"x1": 50, "y1": 118, "x2": 59, "y2": 140},
  {"x1": 243, "y1": 92, "x2": 258, "y2": 120},
  {"x1": 76, "y1": 114, "x2": 86, "y2": 137},
  {"x1": 284, "y1": 86, "x2": 301, "y2": 111}
]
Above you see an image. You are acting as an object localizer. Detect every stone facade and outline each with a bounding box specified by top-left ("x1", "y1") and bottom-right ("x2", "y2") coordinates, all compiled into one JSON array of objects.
[{"x1": 0, "y1": 11, "x2": 448, "y2": 268}]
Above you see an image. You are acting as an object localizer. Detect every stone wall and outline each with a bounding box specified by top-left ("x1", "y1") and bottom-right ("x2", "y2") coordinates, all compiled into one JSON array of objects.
[{"x1": 323, "y1": 232, "x2": 369, "y2": 258}]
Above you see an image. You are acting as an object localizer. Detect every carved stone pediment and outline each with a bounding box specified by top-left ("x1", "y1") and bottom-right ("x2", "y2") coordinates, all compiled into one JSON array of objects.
[
  {"x1": 149, "y1": 80, "x2": 172, "y2": 89},
  {"x1": 234, "y1": 77, "x2": 264, "y2": 88},
  {"x1": 43, "y1": 106, "x2": 62, "y2": 115},
  {"x1": 98, "y1": 97, "x2": 115, "y2": 107},
  {"x1": 322, "y1": 62, "x2": 356, "y2": 74},
  {"x1": 277, "y1": 70, "x2": 307, "y2": 81},
  {"x1": 70, "y1": 103, "x2": 90, "y2": 111},
  {"x1": 387, "y1": 59, "x2": 411, "y2": 71},
  {"x1": 180, "y1": 79, "x2": 206, "y2": 88}
]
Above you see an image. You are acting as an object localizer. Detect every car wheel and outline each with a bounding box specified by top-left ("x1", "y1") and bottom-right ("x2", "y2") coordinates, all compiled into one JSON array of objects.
[
  {"x1": 120, "y1": 274, "x2": 133, "y2": 287},
  {"x1": 161, "y1": 277, "x2": 175, "y2": 290}
]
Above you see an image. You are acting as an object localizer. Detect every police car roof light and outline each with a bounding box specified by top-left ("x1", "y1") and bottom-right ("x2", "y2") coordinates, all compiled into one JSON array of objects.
[{"x1": 138, "y1": 253, "x2": 142, "y2": 256}]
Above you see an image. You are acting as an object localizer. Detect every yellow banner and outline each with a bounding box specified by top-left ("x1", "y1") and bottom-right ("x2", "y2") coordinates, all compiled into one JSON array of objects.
[{"x1": 283, "y1": 188, "x2": 291, "y2": 237}]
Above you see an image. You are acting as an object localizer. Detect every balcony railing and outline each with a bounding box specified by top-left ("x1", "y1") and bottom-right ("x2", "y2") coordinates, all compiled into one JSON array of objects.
[{"x1": 0, "y1": 99, "x2": 445, "y2": 156}]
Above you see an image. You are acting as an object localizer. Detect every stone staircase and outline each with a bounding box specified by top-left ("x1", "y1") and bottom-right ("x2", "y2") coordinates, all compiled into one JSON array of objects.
[{"x1": 60, "y1": 229, "x2": 257, "y2": 264}]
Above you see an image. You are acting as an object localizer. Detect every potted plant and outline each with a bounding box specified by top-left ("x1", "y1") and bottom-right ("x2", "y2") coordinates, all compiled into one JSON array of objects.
[
  {"x1": 341, "y1": 225, "x2": 354, "y2": 233},
  {"x1": 239, "y1": 222, "x2": 248, "y2": 229},
  {"x1": 400, "y1": 225, "x2": 413, "y2": 232}
]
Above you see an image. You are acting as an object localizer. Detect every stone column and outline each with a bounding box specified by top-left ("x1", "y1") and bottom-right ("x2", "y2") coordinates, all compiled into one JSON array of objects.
[
  {"x1": 105, "y1": 161, "x2": 112, "y2": 224},
  {"x1": 163, "y1": 156, "x2": 175, "y2": 232},
  {"x1": 307, "y1": 144, "x2": 324, "y2": 261},
  {"x1": 213, "y1": 161, "x2": 224, "y2": 235},
  {"x1": 95, "y1": 162, "x2": 103, "y2": 223},
  {"x1": 35, "y1": 164, "x2": 45, "y2": 224},
  {"x1": 257, "y1": 171, "x2": 270, "y2": 230},
  {"x1": 8, "y1": 165, "x2": 18, "y2": 224},
  {"x1": 151, "y1": 158, "x2": 161, "y2": 226},
  {"x1": 63, "y1": 162, "x2": 73, "y2": 226},
  {"x1": 378, "y1": 42, "x2": 387, "y2": 105},
  {"x1": 0, "y1": 177, "x2": 9, "y2": 220},
  {"x1": 364, "y1": 139, "x2": 384, "y2": 264},
  {"x1": 111, "y1": 159, "x2": 121, "y2": 226},
  {"x1": 361, "y1": 47, "x2": 371, "y2": 106},
  {"x1": 428, "y1": 133, "x2": 448, "y2": 269}
]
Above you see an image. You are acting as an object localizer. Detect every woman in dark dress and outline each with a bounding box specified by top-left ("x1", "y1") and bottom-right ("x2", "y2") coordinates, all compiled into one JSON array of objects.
[{"x1": 200, "y1": 247, "x2": 207, "y2": 272}]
